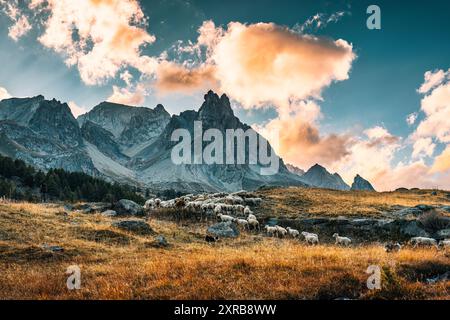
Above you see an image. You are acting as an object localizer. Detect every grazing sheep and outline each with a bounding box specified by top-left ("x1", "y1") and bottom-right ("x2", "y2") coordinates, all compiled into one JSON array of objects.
[
  {"x1": 247, "y1": 214, "x2": 257, "y2": 221},
  {"x1": 264, "y1": 225, "x2": 277, "y2": 237},
  {"x1": 275, "y1": 225, "x2": 288, "y2": 238},
  {"x1": 286, "y1": 227, "x2": 300, "y2": 238},
  {"x1": 332, "y1": 233, "x2": 351, "y2": 246},
  {"x1": 217, "y1": 213, "x2": 235, "y2": 223},
  {"x1": 234, "y1": 218, "x2": 249, "y2": 230},
  {"x1": 205, "y1": 235, "x2": 219, "y2": 243},
  {"x1": 438, "y1": 239, "x2": 450, "y2": 249},
  {"x1": 247, "y1": 218, "x2": 260, "y2": 231},
  {"x1": 265, "y1": 225, "x2": 278, "y2": 237},
  {"x1": 244, "y1": 206, "x2": 252, "y2": 215},
  {"x1": 409, "y1": 237, "x2": 437, "y2": 248},
  {"x1": 385, "y1": 242, "x2": 402, "y2": 253},
  {"x1": 301, "y1": 232, "x2": 319, "y2": 245}
]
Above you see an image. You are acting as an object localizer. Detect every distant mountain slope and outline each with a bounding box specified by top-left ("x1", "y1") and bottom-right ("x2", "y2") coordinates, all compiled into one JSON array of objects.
[
  {"x1": 0, "y1": 96, "x2": 95, "y2": 173},
  {"x1": 302, "y1": 164, "x2": 350, "y2": 191},
  {"x1": 351, "y1": 174, "x2": 376, "y2": 191},
  {"x1": 78, "y1": 102, "x2": 170, "y2": 157},
  {"x1": 1, "y1": 91, "x2": 376, "y2": 193}
]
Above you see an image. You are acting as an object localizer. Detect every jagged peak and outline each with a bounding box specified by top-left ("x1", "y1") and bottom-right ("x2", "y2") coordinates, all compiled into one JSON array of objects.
[
  {"x1": 154, "y1": 103, "x2": 168, "y2": 115},
  {"x1": 199, "y1": 90, "x2": 234, "y2": 118}
]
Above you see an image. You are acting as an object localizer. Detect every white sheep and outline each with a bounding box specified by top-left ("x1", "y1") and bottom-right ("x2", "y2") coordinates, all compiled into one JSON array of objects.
[
  {"x1": 234, "y1": 218, "x2": 249, "y2": 230},
  {"x1": 217, "y1": 213, "x2": 235, "y2": 223},
  {"x1": 247, "y1": 218, "x2": 260, "y2": 231},
  {"x1": 244, "y1": 206, "x2": 252, "y2": 215},
  {"x1": 301, "y1": 232, "x2": 319, "y2": 245},
  {"x1": 286, "y1": 227, "x2": 300, "y2": 238},
  {"x1": 265, "y1": 225, "x2": 278, "y2": 237},
  {"x1": 409, "y1": 237, "x2": 437, "y2": 248},
  {"x1": 275, "y1": 225, "x2": 287, "y2": 238},
  {"x1": 332, "y1": 233, "x2": 351, "y2": 246}
]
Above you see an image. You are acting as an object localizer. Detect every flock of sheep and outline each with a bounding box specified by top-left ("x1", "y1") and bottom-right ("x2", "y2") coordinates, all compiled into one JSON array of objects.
[{"x1": 144, "y1": 191, "x2": 450, "y2": 251}]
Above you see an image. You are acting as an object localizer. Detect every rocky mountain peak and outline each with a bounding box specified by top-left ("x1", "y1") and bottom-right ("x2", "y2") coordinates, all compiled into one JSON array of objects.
[
  {"x1": 351, "y1": 174, "x2": 376, "y2": 191},
  {"x1": 198, "y1": 90, "x2": 234, "y2": 120},
  {"x1": 302, "y1": 163, "x2": 350, "y2": 191}
]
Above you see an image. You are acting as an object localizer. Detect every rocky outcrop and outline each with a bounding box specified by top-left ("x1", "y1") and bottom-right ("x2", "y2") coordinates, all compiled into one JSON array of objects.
[
  {"x1": 114, "y1": 199, "x2": 144, "y2": 216},
  {"x1": 351, "y1": 174, "x2": 376, "y2": 191},
  {"x1": 207, "y1": 221, "x2": 240, "y2": 238},
  {"x1": 112, "y1": 220, "x2": 154, "y2": 235}
]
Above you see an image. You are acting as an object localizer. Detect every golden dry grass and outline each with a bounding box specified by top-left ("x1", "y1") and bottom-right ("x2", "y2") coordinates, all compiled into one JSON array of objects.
[
  {"x1": 257, "y1": 187, "x2": 450, "y2": 218},
  {"x1": 0, "y1": 198, "x2": 449, "y2": 300}
]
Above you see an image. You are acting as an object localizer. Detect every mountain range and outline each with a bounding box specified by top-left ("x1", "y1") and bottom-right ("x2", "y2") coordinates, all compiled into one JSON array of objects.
[{"x1": 0, "y1": 90, "x2": 375, "y2": 193}]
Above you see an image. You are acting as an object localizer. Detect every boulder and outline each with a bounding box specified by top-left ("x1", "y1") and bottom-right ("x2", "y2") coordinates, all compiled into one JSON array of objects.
[
  {"x1": 207, "y1": 222, "x2": 240, "y2": 238},
  {"x1": 114, "y1": 199, "x2": 144, "y2": 216},
  {"x1": 112, "y1": 220, "x2": 154, "y2": 235},
  {"x1": 150, "y1": 235, "x2": 169, "y2": 248},
  {"x1": 399, "y1": 220, "x2": 429, "y2": 237},
  {"x1": 436, "y1": 229, "x2": 450, "y2": 239},
  {"x1": 101, "y1": 210, "x2": 117, "y2": 217}
]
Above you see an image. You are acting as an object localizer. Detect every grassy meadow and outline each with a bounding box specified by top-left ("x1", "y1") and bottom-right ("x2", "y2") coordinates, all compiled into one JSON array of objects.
[{"x1": 0, "y1": 188, "x2": 449, "y2": 300}]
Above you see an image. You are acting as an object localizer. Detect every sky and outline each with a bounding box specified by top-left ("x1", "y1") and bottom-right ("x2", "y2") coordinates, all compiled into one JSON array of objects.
[{"x1": 0, "y1": 0, "x2": 450, "y2": 191}]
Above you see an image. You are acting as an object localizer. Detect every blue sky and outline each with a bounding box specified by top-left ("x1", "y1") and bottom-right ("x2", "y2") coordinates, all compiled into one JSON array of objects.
[{"x1": 0, "y1": 0, "x2": 449, "y2": 190}]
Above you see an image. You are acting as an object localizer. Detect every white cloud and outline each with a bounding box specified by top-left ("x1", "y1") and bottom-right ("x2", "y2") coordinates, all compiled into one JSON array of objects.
[
  {"x1": 26, "y1": 0, "x2": 157, "y2": 85},
  {"x1": 412, "y1": 137, "x2": 435, "y2": 159},
  {"x1": 406, "y1": 112, "x2": 418, "y2": 126},
  {"x1": 417, "y1": 69, "x2": 449, "y2": 94},
  {"x1": 107, "y1": 84, "x2": 147, "y2": 106},
  {"x1": 0, "y1": 87, "x2": 11, "y2": 101},
  {"x1": 68, "y1": 101, "x2": 87, "y2": 118},
  {"x1": 0, "y1": 0, "x2": 32, "y2": 41}
]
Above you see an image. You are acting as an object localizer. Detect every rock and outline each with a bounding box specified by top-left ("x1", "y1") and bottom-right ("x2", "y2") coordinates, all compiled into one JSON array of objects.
[
  {"x1": 114, "y1": 199, "x2": 144, "y2": 216},
  {"x1": 112, "y1": 220, "x2": 154, "y2": 235},
  {"x1": 391, "y1": 207, "x2": 424, "y2": 218},
  {"x1": 426, "y1": 271, "x2": 450, "y2": 284},
  {"x1": 207, "y1": 221, "x2": 240, "y2": 238},
  {"x1": 350, "y1": 174, "x2": 376, "y2": 191},
  {"x1": 101, "y1": 210, "x2": 117, "y2": 217},
  {"x1": 436, "y1": 229, "x2": 450, "y2": 239},
  {"x1": 41, "y1": 244, "x2": 64, "y2": 252},
  {"x1": 399, "y1": 220, "x2": 429, "y2": 237},
  {"x1": 440, "y1": 206, "x2": 450, "y2": 213},
  {"x1": 415, "y1": 204, "x2": 434, "y2": 211},
  {"x1": 63, "y1": 204, "x2": 74, "y2": 212},
  {"x1": 151, "y1": 235, "x2": 169, "y2": 248}
]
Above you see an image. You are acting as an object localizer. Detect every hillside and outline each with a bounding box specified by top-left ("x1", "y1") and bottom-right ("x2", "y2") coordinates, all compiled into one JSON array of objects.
[{"x1": 0, "y1": 199, "x2": 448, "y2": 299}]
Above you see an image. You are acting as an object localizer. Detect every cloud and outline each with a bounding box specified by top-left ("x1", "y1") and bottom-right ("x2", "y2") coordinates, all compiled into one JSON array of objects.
[
  {"x1": 430, "y1": 145, "x2": 450, "y2": 173},
  {"x1": 255, "y1": 101, "x2": 352, "y2": 169},
  {"x1": 107, "y1": 84, "x2": 146, "y2": 106},
  {"x1": 406, "y1": 112, "x2": 418, "y2": 126},
  {"x1": 293, "y1": 11, "x2": 349, "y2": 33},
  {"x1": 155, "y1": 61, "x2": 218, "y2": 95},
  {"x1": 417, "y1": 69, "x2": 449, "y2": 94},
  {"x1": 27, "y1": 0, "x2": 157, "y2": 85},
  {"x1": 209, "y1": 22, "x2": 356, "y2": 114},
  {"x1": 412, "y1": 137, "x2": 435, "y2": 159},
  {"x1": 0, "y1": 87, "x2": 11, "y2": 101},
  {"x1": 162, "y1": 21, "x2": 356, "y2": 114},
  {"x1": 0, "y1": 0, "x2": 32, "y2": 41},
  {"x1": 412, "y1": 69, "x2": 450, "y2": 147},
  {"x1": 68, "y1": 101, "x2": 87, "y2": 118}
]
